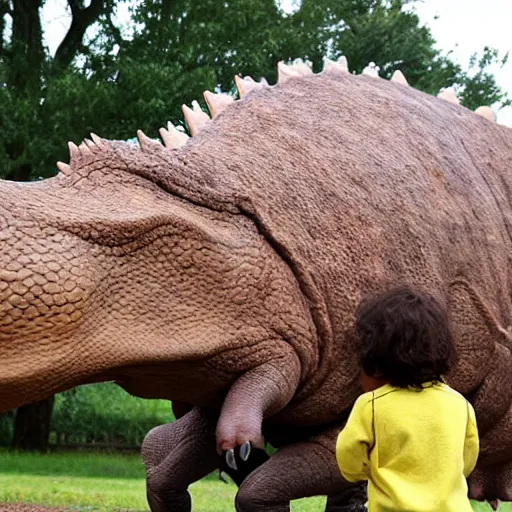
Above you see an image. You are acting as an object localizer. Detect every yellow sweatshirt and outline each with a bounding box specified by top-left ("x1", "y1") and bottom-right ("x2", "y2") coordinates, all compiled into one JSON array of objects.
[{"x1": 336, "y1": 382, "x2": 479, "y2": 512}]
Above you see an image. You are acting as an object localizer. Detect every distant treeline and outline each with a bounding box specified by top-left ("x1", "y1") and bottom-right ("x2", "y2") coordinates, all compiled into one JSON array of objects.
[{"x1": 0, "y1": 383, "x2": 173, "y2": 449}]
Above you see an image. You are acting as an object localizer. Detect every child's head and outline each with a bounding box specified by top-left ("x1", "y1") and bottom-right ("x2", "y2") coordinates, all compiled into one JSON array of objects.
[{"x1": 355, "y1": 285, "x2": 456, "y2": 389}]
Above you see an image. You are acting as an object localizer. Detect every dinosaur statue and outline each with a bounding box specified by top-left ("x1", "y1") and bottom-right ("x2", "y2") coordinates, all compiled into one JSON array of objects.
[{"x1": 1, "y1": 55, "x2": 511, "y2": 512}]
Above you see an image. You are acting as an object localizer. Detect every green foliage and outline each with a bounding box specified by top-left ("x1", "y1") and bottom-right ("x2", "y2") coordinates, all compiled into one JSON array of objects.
[
  {"x1": 457, "y1": 48, "x2": 511, "y2": 111},
  {"x1": 51, "y1": 383, "x2": 174, "y2": 446},
  {"x1": 0, "y1": 383, "x2": 173, "y2": 447},
  {"x1": 0, "y1": 0, "x2": 509, "y2": 181},
  {"x1": 0, "y1": 450, "x2": 145, "y2": 478}
]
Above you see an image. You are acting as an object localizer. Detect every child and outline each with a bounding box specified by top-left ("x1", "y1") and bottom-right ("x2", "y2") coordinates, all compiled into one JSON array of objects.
[{"x1": 336, "y1": 285, "x2": 479, "y2": 512}]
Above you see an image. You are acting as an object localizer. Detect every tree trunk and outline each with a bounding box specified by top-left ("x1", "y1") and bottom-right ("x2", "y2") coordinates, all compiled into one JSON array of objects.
[
  {"x1": 9, "y1": 0, "x2": 44, "y2": 95},
  {"x1": 53, "y1": 0, "x2": 106, "y2": 71},
  {"x1": 11, "y1": 397, "x2": 55, "y2": 452}
]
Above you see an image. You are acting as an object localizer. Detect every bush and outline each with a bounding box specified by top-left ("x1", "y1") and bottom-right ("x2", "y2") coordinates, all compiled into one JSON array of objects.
[
  {"x1": 0, "y1": 383, "x2": 174, "y2": 448},
  {"x1": 51, "y1": 383, "x2": 174, "y2": 447}
]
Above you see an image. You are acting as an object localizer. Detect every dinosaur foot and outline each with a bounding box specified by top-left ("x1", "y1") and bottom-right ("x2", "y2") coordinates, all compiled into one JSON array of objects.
[{"x1": 468, "y1": 462, "x2": 512, "y2": 506}]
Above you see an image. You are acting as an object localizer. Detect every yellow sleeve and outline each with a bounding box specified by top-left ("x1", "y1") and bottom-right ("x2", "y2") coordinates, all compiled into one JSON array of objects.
[
  {"x1": 463, "y1": 401, "x2": 479, "y2": 477},
  {"x1": 335, "y1": 393, "x2": 374, "y2": 483}
]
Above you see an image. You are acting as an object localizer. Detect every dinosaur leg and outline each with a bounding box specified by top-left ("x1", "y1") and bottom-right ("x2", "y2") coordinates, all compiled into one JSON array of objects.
[
  {"x1": 169, "y1": 400, "x2": 271, "y2": 485},
  {"x1": 448, "y1": 281, "x2": 512, "y2": 506},
  {"x1": 142, "y1": 405, "x2": 272, "y2": 511},
  {"x1": 215, "y1": 344, "x2": 301, "y2": 467},
  {"x1": 324, "y1": 485, "x2": 368, "y2": 512},
  {"x1": 235, "y1": 433, "x2": 366, "y2": 512},
  {"x1": 466, "y1": 343, "x2": 512, "y2": 505},
  {"x1": 468, "y1": 395, "x2": 512, "y2": 505},
  {"x1": 141, "y1": 407, "x2": 221, "y2": 512},
  {"x1": 470, "y1": 461, "x2": 512, "y2": 510}
]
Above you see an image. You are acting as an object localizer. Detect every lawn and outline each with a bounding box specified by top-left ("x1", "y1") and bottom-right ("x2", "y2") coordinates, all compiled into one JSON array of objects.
[
  {"x1": 0, "y1": 451, "x2": 323, "y2": 511},
  {"x1": 0, "y1": 451, "x2": 509, "y2": 512}
]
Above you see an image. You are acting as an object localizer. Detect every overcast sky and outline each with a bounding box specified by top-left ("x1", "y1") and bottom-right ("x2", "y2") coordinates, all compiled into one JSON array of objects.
[{"x1": 42, "y1": 0, "x2": 512, "y2": 126}]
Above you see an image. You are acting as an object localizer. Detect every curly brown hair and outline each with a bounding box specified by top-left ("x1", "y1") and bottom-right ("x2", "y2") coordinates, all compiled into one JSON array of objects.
[{"x1": 355, "y1": 285, "x2": 457, "y2": 389}]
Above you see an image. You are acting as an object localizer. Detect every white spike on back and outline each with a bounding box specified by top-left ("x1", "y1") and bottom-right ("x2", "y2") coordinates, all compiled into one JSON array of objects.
[
  {"x1": 68, "y1": 141, "x2": 80, "y2": 159},
  {"x1": 437, "y1": 87, "x2": 460, "y2": 105},
  {"x1": 391, "y1": 70, "x2": 409, "y2": 86},
  {"x1": 277, "y1": 60, "x2": 313, "y2": 84},
  {"x1": 58, "y1": 56, "x2": 497, "y2": 169},
  {"x1": 475, "y1": 106, "x2": 496, "y2": 122},
  {"x1": 57, "y1": 162, "x2": 72, "y2": 176},
  {"x1": 292, "y1": 59, "x2": 313, "y2": 75},
  {"x1": 323, "y1": 56, "x2": 349, "y2": 73},
  {"x1": 79, "y1": 144, "x2": 92, "y2": 156},
  {"x1": 137, "y1": 129, "x2": 163, "y2": 150},
  {"x1": 159, "y1": 122, "x2": 190, "y2": 149},
  {"x1": 90, "y1": 133, "x2": 104, "y2": 146},
  {"x1": 182, "y1": 101, "x2": 211, "y2": 136},
  {"x1": 203, "y1": 90, "x2": 234, "y2": 118},
  {"x1": 235, "y1": 75, "x2": 268, "y2": 98},
  {"x1": 362, "y1": 62, "x2": 380, "y2": 78},
  {"x1": 57, "y1": 135, "x2": 105, "y2": 176}
]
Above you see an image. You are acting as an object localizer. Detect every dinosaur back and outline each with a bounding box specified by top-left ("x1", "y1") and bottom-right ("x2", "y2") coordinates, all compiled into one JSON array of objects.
[{"x1": 150, "y1": 71, "x2": 512, "y2": 414}]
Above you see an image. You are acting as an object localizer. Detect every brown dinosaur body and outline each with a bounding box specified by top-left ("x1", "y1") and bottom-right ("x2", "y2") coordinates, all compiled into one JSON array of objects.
[{"x1": 1, "y1": 66, "x2": 512, "y2": 509}]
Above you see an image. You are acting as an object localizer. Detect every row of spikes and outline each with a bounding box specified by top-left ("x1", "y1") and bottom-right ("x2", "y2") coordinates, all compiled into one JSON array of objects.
[
  {"x1": 159, "y1": 56, "x2": 496, "y2": 149},
  {"x1": 57, "y1": 56, "x2": 496, "y2": 175}
]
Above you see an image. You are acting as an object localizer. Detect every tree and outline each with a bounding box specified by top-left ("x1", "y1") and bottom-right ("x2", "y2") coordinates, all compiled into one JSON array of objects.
[
  {"x1": 457, "y1": 47, "x2": 511, "y2": 111},
  {"x1": 1, "y1": 0, "x2": 509, "y2": 181},
  {"x1": 0, "y1": 0, "x2": 125, "y2": 182},
  {"x1": 11, "y1": 397, "x2": 54, "y2": 451},
  {"x1": 284, "y1": 0, "x2": 510, "y2": 109},
  {"x1": 0, "y1": 0, "x2": 510, "y2": 450},
  {"x1": 102, "y1": 0, "x2": 509, "y2": 140}
]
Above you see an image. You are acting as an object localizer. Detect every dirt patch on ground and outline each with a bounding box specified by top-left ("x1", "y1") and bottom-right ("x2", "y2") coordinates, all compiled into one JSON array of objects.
[{"x1": 0, "y1": 505, "x2": 66, "y2": 511}]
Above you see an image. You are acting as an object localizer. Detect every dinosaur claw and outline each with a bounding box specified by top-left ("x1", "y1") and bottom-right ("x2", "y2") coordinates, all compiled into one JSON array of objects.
[
  {"x1": 240, "y1": 441, "x2": 251, "y2": 461},
  {"x1": 226, "y1": 449, "x2": 238, "y2": 471}
]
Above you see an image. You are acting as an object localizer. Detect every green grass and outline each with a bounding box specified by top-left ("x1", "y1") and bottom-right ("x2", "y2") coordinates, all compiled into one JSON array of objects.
[
  {"x1": 0, "y1": 451, "x2": 510, "y2": 511},
  {"x1": 0, "y1": 451, "x2": 323, "y2": 511}
]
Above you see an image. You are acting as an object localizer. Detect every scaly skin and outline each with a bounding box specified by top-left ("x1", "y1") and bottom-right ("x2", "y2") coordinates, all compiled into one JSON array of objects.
[
  {"x1": 0, "y1": 163, "x2": 312, "y2": 435},
  {"x1": 1, "y1": 66, "x2": 512, "y2": 510}
]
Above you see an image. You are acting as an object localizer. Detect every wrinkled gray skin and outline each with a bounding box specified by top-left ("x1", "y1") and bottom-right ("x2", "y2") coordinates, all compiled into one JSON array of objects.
[{"x1": 1, "y1": 65, "x2": 512, "y2": 511}]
